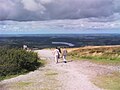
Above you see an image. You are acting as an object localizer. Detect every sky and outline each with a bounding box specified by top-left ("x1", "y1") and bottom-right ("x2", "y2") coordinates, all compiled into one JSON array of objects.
[{"x1": 0, "y1": 0, "x2": 120, "y2": 34}]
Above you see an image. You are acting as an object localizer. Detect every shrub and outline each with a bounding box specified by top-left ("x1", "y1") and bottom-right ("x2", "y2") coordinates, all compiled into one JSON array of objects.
[{"x1": 0, "y1": 47, "x2": 40, "y2": 77}]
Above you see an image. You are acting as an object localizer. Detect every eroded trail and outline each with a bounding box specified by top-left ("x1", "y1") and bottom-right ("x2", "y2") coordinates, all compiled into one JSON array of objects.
[
  {"x1": 37, "y1": 49, "x2": 102, "y2": 90},
  {"x1": 1, "y1": 49, "x2": 119, "y2": 90}
]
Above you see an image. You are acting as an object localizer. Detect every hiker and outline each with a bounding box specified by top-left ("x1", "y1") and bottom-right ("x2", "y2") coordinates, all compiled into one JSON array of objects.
[
  {"x1": 62, "y1": 48, "x2": 67, "y2": 63},
  {"x1": 57, "y1": 47, "x2": 61, "y2": 59},
  {"x1": 53, "y1": 47, "x2": 60, "y2": 63},
  {"x1": 23, "y1": 45, "x2": 27, "y2": 50},
  {"x1": 58, "y1": 47, "x2": 61, "y2": 53}
]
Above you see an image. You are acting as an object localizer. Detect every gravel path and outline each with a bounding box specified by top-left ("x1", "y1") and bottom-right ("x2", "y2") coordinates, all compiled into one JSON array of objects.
[{"x1": 0, "y1": 49, "x2": 119, "y2": 90}]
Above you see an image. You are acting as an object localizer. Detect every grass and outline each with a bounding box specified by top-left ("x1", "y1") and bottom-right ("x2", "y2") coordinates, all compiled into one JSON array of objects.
[
  {"x1": 38, "y1": 59, "x2": 47, "y2": 67},
  {"x1": 68, "y1": 46, "x2": 120, "y2": 65},
  {"x1": 68, "y1": 55, "x2": 120, "y2": 65},
  {"x1": 16, "y1": 81, "x2": 32, "y2": 86},
  {"x1": 0, "y1": 73, "x2": 27, "y2": 81},
  {"x1": 5, "y1": 81, "x2": 33, "y2": 90},
  {"x1": 45, "y1": 70, "x2": 58, "y2": 76},
  {"x1": 92, "y1": 72, "x2": 120, "y2": 90}
]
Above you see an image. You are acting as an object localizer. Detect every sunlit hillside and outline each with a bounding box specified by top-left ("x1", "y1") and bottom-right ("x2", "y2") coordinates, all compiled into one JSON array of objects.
[{"x1": 68, "y1": 45, "x2": 120, "y2": 64}]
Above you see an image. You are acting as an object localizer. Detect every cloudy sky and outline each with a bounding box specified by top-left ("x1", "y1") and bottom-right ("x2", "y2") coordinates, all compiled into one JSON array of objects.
[
  {"x1": 0, "y1": 0, "x2": 120, "y2": 34},
  {"x1": 0, "y1": 0, "x2": 120, "y2": 21}
]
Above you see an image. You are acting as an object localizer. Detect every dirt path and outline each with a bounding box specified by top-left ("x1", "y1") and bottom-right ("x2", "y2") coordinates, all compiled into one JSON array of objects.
[
  {"x1": 37, "y1": 49, "x2": 102, "y2": 90},
  {"x1": 1, "y1": 49, "x2": 119, "y2": 90}
]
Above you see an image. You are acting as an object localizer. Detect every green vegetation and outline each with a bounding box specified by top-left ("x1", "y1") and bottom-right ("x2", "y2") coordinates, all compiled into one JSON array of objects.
[
  {"x1": 16, "y1": 81, "x2": 32, "y2": 87},
  {"x1": 0, "y1": 47, "x2": 41, "y2": 80},
  {"x1": 45, "y1": 70, "x2": 58, "y2": 76},
  {"x1": 1, "y1": 34, "x2": 120, "y2": 49},
  {"x1": 92, "y1": 72, "x2": 120, "y2": 90},
  {"x1": 68, "y1": 46, "x2": 120, "y2": 64}
]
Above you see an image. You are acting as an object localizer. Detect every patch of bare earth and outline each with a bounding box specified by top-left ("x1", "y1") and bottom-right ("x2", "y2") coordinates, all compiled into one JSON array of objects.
[{"x1": 0, "y1": 49, "x2": 119, "y2": 90}]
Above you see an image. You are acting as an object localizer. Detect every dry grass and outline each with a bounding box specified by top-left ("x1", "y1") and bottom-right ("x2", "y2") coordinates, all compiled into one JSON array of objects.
[
  {"x1": 68, "y1": 45, "x2": 120, "y2": 64},
  {"x1": 66, "y1": 48, "x2": 80, "y2": 52}
]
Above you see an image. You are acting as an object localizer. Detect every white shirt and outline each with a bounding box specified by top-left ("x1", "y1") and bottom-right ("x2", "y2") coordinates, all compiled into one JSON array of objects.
[{"x1": 54, "y1": 49, "x2": 60, "y2": 56}]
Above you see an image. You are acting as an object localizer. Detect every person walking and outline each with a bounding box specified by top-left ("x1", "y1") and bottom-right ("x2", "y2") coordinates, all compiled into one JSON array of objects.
[
  {"x1": 62, "y1": 48, "x2": 67, "y2": 63},
  {"x1": 57, "y1": 47, "x2": 61, "y2": 59},
  {"x1": 23, "y1": 45, "x2": 27, "y2": 50},
  {"x1": 53, "y1": 47, "x2": 60, "y2": 63}
]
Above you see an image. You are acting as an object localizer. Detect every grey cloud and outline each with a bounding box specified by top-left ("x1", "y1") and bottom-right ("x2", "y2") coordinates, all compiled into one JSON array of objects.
[{"x1": 0, "y1": 0, "x2": 120, "y2": 21}]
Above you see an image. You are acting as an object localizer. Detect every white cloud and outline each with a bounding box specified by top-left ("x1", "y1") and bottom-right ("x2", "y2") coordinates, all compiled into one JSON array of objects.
[
  {"x1": 1, "y1": 19, "x2": 120, "y2": 33},
  {"x1": 21, "y1": 0, "x2": 39, "y2": 11},
  {"x1": 21, "y1": 0, "x2": 45, "y2": 12}
]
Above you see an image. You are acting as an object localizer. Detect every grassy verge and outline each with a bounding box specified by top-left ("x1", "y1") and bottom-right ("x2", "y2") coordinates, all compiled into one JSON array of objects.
[
  {"x1": 92, "y1": 72, "x2": 120, "y2": 90},
  {"x1": 68, "y1": 54, "x2": 120, "y2": 65},
  {"x1": 0, "y1": 73, "x2": 27, "y2": 81}
]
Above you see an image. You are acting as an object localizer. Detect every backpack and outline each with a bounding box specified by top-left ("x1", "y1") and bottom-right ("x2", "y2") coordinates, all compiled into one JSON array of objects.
[{"x1": 58, "y1": 53, "x2": 60, "y2": 59}]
